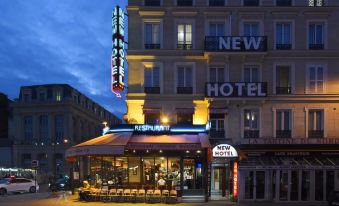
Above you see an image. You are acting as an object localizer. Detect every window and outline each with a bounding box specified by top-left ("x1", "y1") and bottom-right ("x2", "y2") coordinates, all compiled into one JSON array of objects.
[
  {"x1": 21, "y1": 154, "x2": 31, "y2": 168},
  {"x1": 244, "y1": 22, "x2": 259, "y2": 37},
  {"x1": 308, "y1": 110, "x2": 324, "y2": 138},
  {"x1": 210, "y1": 114, "x2": 225, "y2": 139},
  {"x1": 155, "y1": 157, "x2": 167, "y2": 188},
  {"x1": 144, "y1": 67, "x2": 160, "y2": 93},
  {"x1": 244, "y1": 66, "x2": 259, "y2": 82},
  {"x1": 243, "y1": 0, "x2": 259, "y2": 6},
  {"x1": 39, "y1": 115, "x2": 49, "y2": 141},
  {"x1": 38, "y1": 153, "x2": 48, "y2": 172},
  {"x1": 145, "y1": 23, "x2": 160, "y2": 49},
  {"x1": 24, "y1": 116, "x2": 33, "y2": 142},
  {"x1": 145, "y1": 112, "x2": 160, "y2": 124},
  {"x1": 276, "y1": 23, "x2": 292, "y2": 50},
  {"x1": 308, "y1": 66, "x2": 324, "y2": 93},
  {"x1": 276, "y1": 110, "x2": 291, "y2": 138},
  {"x1": 209, "y1": 23, "x2": 225, "y2": 36},
  {"x1": 23, "y1": 93, "x2": 31, "y2": 102},
  {"x1": 56, "y1": 91, "x2": 62, "y2": 101},
  {"x1": 177, "y1": 0, "x2": 193, "y2": 6},
  {"x1": 309, "y1": 0, "x2": 324, "y2": 6},
  {"x1": 276, "y1": 0, "x2": 292, "y2": 6},
  {"x1": 177, "y1": 24, "x2": 192, "y2": 49},
  {"x1": 177, "y1": 66, "x2": 193, "y2": 94},
  {"x1": 244, "y1": 109, "x2": 259, "y2": 138},
  {"x1": 168, "y1": 157, "x2": 181, "y2": 188},
  {"x1": 276, "y1": 66, "x2": 291, "y2": 94},
  {"x1": 39, "y1": 92, "x2": 46, "y2": 101},
  {"x1": 209, "y1": 67, "x2": 225, "y2": 83},
  {"x1": 144, "y1": 0, "x2": 161, "y2": 6},
  {"x1": 177, "y1": 112, "x2": 193, "y2": 124},
  {"x1": 55, "y1": 115, "x2": 64, "y2": 142},
  {"x1": 209, "y1": 0, "x2": 225, "y2": 6},
  {"x1": 309, "y1": 23, "x2": 324, "y2": 50}
]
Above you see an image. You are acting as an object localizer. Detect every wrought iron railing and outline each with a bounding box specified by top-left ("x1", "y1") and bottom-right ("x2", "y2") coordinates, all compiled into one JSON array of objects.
[
  {"x1": 276, "y1": 87, "x2": 292, "y2": 94},
  {"x1": 309, "y1": 44, "x2": 324, "y2": 50},
  {"x1": 276, "y1": 130, "x2": 291, "y2": 138},
  {"x1": 276, "y1": 44, "x2": 292, "y2": 50},
  {"x1": 177, "y1": 0, "x2": 193, "y2": 6},
  {"x1": 177, "y1": 87, "x2": 193, "y2": 94},
  {"x1": 244, "y1": 130, "x2": 259, "y2": 138},
  {"x1": 145, "y1": 44, "x2": 160, "y2": 49},
  {"x1": 177, "y1": 43, "x2": 193, "y2": 50},
  {"x1": 144, "y1": 87, "x2": 160, "y2": 94},
  {"x1": 209, "y1": 0, "x2": 225, "y2": 6},
  {"x1": 144, "y1": 0, "x2": 161, "y2": 6},
  {"x1": 309, "y1": 130, "x2": 324, "y2": 138}
]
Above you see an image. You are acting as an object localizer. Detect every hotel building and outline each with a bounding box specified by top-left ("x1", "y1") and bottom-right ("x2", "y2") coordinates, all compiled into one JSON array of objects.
[
  {"x1": 9, "y1": 84, "x2": 120, "y2": 183},
  {"x1": 125, "y1": 0, "x2": 339, "y2": 202}
]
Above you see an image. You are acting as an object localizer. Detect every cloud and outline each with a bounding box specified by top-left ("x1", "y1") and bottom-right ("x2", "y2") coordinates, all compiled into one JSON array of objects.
[{"x1": 0, "y1": 0, "x2": 127, "y2": 117}]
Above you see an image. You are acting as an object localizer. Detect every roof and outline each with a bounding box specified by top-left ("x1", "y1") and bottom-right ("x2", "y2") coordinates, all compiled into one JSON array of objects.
[{"x1": 65, "y1": 132, "x2": 210, "y2": 161}]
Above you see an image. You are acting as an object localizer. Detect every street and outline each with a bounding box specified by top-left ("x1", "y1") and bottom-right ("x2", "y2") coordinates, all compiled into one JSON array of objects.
[{"x1": 0, "y1": 188, "x2": 328, "y2": 206}]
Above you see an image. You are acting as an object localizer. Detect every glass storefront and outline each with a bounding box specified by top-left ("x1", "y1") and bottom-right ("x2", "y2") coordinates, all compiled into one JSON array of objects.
[{"x1": 82, "y1": 154, "x2": 205, "y2": 196}]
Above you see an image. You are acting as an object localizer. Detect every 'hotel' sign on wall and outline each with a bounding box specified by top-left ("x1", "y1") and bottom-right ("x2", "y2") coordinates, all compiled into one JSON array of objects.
[{"x1": 206, "y1": 82, "x2": 267, "y2": 97}]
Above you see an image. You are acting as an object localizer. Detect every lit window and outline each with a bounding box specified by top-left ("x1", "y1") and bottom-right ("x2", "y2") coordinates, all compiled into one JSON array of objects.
[
  {"x1": 309, "y1": 0, "x2": 324, "y2": 6},
  {"x1": 308, "y1": 66, "x2": 324, "y2": 93},
  {"x1": 56, "y1": 91, "x2": 62, "y2": 102},
  {"x1": 177, "y1": 24, "x2": 192, "y2": 50},
  {"x1": 244, "y1": 109, "x2": 259, "y2": 138}
]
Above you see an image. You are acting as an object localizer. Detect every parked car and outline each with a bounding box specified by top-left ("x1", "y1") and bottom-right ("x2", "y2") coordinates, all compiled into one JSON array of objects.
[
  {"x1": 49, "y1": 177, "x2": 70, "y2": 192},
  {"x1": 328, "y1": 191, "x2": 339, "y2": 206},
  {"x1": 0, "y1": 178, "x2": 38, "y2": 195}
]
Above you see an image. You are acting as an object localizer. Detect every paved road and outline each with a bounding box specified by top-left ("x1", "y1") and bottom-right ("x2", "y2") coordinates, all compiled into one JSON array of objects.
[{"x1": 0, "y1": 192, "x2": 328, "y2": 206}]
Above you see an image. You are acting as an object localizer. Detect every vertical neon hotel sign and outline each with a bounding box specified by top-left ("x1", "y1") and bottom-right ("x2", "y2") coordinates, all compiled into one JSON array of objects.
[{"x1": 111, "y1": 6, "x2": 125, "y2": 98}]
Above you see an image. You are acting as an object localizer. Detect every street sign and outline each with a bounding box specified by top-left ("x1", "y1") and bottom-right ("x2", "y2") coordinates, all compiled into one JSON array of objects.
[{"x1": 31, "y1": 160, "x2": 39, "y2": 168}]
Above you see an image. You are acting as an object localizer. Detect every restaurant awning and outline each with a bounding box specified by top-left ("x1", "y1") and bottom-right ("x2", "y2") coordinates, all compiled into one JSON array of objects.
[
  {"x1": 65, "y1": 132, "x2": 210, "y2": 161},
  {"x1": 65, "y1": 132, "x2": 132, "y2": 161}
]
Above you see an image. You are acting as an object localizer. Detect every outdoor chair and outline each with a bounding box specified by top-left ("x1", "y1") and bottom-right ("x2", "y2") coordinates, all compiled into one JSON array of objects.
[
  {"x1": 145, "y1": 189, "x2": 154, "y2": 203},
  {"x1": 107, "y1": 189, "x2": 118, "y2": 202},
  {"x1": 162, "y1": 190, "x2": 169, "y2": 202},
  {"x1": 123, "y1": 189, "x2": 132, "y2": 202},
  {"x1": 99, "y1": 187, "x2": 109, "y2": 202},
  {"x1": 131, "y1": 189, "x2": 138, "y2": 203},
  {"x1": 166, "y1": 190, "x2": 177, "y2": 204},
  {"x1": 136, "y1": 189, "x2": 145, "y2": 203},
  {"x1": 88, "y1": 188, "x2": 101, "y2": 201},
  {"x1": 116, "y1": 188, "x2": 124, "y2": 202},
  {"x1": 152, "y1": 189, "x2": 161, "y2": 203}
]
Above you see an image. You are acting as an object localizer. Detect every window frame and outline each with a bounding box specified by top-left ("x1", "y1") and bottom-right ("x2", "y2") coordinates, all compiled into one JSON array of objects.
[
  {"x1": 275, "y1": 0, "x2": 293, "y2": 6},
  {"x1": 242, "y1": 0, "x2": 261, "y2": 6},
  {"x1": 306, "y1": 64, "x2": 327, "y2": 94},
  {"x1": 208, "y1": 0, "x2": 226, "y2": 6},
  {"x1": 175, "y1": 19, "x2": 195, "y2": 50},
  {"x1": 143, "y1": 0, "x2": 162, "y2": 6},
  {"x1": 142, "y1": 62, "x2": 163, "y2": 94},
  {"x1": 274, "y1": 20, "x2": 294, "y2": 50},
  {"x1": 175, "y1": 0, "x2": 194, "y2": 6},
  {"x1": 142, "y1": 19, "x2": 163, "y2": 49},
  {"x1": 174, "y1": 62, "x2": 196, "y2": 94},
  {"x1": 242, "y1": 108, "x2": 261, "y2": 138},
  {"x1": 307, "y1": 21, "x2": 325, "y2": 50},
  {"x1": 243, "y1": 64, "x2": 261, "y2": 82}
]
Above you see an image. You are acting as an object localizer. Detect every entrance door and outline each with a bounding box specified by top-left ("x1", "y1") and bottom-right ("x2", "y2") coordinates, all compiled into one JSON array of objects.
[
  {"x1": 211, "y1": 167, "x2": 227, "y2": 197},
  {"x1": 244, "y1": 170, "x2": 266, "y2": 200}
]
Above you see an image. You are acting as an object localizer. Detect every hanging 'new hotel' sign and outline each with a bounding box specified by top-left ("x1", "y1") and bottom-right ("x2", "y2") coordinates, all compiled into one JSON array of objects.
[{"x1": 111, "y1": 6, "x2": 125, "y2": 93}]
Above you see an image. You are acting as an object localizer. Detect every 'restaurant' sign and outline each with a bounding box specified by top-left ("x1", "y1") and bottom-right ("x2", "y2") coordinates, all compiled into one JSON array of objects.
[
  {"x1": 206, "y1": 82, "x2": 267, "y2": 97},
  {"x1": 205, "y1": 36, "x2": 267, "y2": 52},
  {"x1": 212, "y1": 144, "x2": 238, "y2": 158},
  {"x1": 111, "y1": 6, "x2": 125, "y2": 93}
]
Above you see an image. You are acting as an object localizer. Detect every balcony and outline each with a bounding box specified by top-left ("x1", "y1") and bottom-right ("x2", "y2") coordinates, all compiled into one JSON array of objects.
[
  {"x1": 276, "y1": 130, "x2": 291, "y2": 138},
  {"x1": 145, "y1": 44, "x2": 160, "y2": 49},
  {"x1": 243, "y1": 0, "x2": 259, "y2": 6},
  {"x1": 276, "y1": 0, "x2": 292, "y2": 6},
  {"x1": 244, "y1": 130, "x2": 259, "y2": 138},
  {"x1": 177, "y1": 43, "x2": 192, "y2": 50},
  {"x1": 204, "y1": 36, "x2": 267, "y2": 52},
  {"x1": 276, "y1": 44, "x2": 292, "y2": 50},
  {"x1": 209, "y1": 129, "x2": 225, "y2": 139},
  {"x1": 144, "y1": 87, "x2": 160, "y2": 94},
  {"x1": 276, "y1": 87, "x2": 291, "y2": 94},
  {"x1": 144, "y1": 0, "x2": 161, "y2": 6},
  {"x1": 177, "y1": 87, "x2": 193, "y2": 94},
  {"x1": 309, "y1": 44, "x2": 324, "y2": 50},
  {"x1": 209, "y1": 0, "x2": 225, "y2": 6},
  {"x1": 177, "y1": 0, "x2": 193, "y2": 6},
  {"x1": 309, "y1": 130, "x2": 324, "y2": 138}
]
